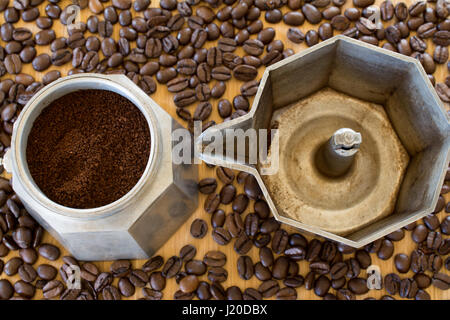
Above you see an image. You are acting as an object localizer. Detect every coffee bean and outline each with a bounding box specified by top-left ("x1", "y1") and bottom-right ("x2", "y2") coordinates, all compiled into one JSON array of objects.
[
  {"x1": 5, "y1": 54, "x2": 21, "y2": 74},
  {"x1": 400, "y1": 278, "x2": 419, "y2": 298},
  {"x1": 236, "y1": 255, "x2": 253, "y2": 280},
  {"x1": 411, "y1": 250, "x2": 428, "y2": 273},
  {"x1": 102, "y1": 285, "x2": 121, "y2": 300},
  {"x1": 142, "y1": 288, "x2": 162, "y2": 300},
  {"x1": 243, "y1": 287, "x2": 262, "y2": 300},
  {"x1": 190, "y1": 219, "x2": 207, "y2": 239},
  {"x1": 211, "y1": 66, "x2": 231, "y2": 81},
  {"x1": 432, "y1": 273, "x2": 450, "y2": 290},
  {"x1": 258, "y1": 279, "x2": 280, "y2": 298},
  {"x1": 270, "y1": 229, "x2": 288, "y2": 254},
  {"x1": 346, "y1": 258, "x2": 361, "y2": 279},
  {"x1": 149, "y1": 271, "x2": 166, "y2": 291},
  {"x1": 110, "y1": 260, "x2": 131, "y2": 278},
  {"x1": 210, "y1": 282, "x2": 225, "y2": 300},
  {"x1": 434, "y1": 45, "x2": 448, "y2": 64},
  {"x1": 196, "y1": 281, "x2": 211, "y2": 300},
  {"x1": 207, "y1": 266, "x2": 227, "y2": 283},
  {"x1": 18, "y1": 264, "x2": 36, "y2": 283},
  {"x1": 185, "y1": 259, "x2": 207, "y2": 276},
  {"x1": 198, "y1": 178, "x2": 217, "y2": 194},
  {"x1": 0, "y1": 279, "x2": 14, "y2": 300},
  {"x1": 418, "y1": 22, "x2": 437, "y2": 39},
  {"x1": 43, "y1": 280, "x2": 64, "y2": 299},
  {"x1": 212, "y1": 227, "x2": 232, "y2": 245},
  {"x1": 412, "y1": 224, "x2": 428, "y2": 243},
  {"x1": 394, "y1": 254, "x2": 411, "y2": 273},
  {"x1": 234, "y1": 233, "x2": 252, "y2": 255},
  {"x1": 162, "y1": 256, "x2": 182, "y2": 278},
  {"x1": 302, "y1": 4, "x2": 322, "y2": 24},
  {"x1": 128, "y1": 269, "x2": 148, "y2": 288},
  {"x1": 179, "y1": 275, "x2": 199, "y2": 293},
  {"x1": 427, "y1": 231, "x2": 442, "y2": 250},
  {"x1": 204, "y1": 251, "x2": 226, "y2": 267},
  {"x1": 313, "y1": 275, "x2": 330, "y2": 297},
  {"x1": 14, "y1": 280, "x2": 35, "y2": 298},
  {"x1": 272, "y1": 256, "x2": 289, "y2": 280}
]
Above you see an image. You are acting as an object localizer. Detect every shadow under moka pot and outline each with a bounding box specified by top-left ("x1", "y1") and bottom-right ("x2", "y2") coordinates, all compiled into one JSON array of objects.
[
  {"x1": 3, "y1": 73, "x2": 198, "y2": 261},
  {"x1": 197, "y1": 36, "x2": 450, "y2": 248}
]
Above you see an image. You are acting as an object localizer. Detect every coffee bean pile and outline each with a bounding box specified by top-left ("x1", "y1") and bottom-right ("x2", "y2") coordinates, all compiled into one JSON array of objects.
[{"x1": 0, "y1": 0, "x2": 448, "y2": 300}]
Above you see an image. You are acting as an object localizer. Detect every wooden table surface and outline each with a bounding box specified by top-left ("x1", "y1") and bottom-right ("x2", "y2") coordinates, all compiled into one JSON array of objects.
[{"x1": 0, "y1": 0, "x2": 449, "y2": 300}]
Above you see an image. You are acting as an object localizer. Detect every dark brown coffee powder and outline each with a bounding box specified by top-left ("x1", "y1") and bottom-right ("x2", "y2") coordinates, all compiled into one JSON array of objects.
[{"x1": 26, "y1": 89, "x2": 151, "y2": 209}]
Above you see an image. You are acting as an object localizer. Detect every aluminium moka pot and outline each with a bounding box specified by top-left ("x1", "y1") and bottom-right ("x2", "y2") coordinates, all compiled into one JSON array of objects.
[
  {"x1": 2, "y1": 73, "x2": 198, "y2": 261},
  {"x1": 197, "y1": 36, "x2": 450, "y2": 248}
]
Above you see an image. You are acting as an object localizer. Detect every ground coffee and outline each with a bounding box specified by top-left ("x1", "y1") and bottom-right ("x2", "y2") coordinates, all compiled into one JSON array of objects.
[{"x1": 26, "y1": 89, "x2": 151, "y2": 209}]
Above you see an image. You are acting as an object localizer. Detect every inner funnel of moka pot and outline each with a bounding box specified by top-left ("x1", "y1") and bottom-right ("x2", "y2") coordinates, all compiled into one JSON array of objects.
[{"x1": 261, "y1": 88, "x2": 410, "y2": 236}]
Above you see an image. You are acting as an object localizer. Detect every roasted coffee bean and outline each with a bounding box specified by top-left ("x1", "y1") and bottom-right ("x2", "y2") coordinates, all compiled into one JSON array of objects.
[
  {"x1": 314, "y1": 275, "x2": 331, "y2": 297},
  {"x1": 185, "y1": 259, "x2": 207, "y2": 276},
  {"x1": 42, "y1": 280, "x2": 64, "y2": 299},
  {"x1": 258, "y1": 279, "x2": 280, "y2": 298},
  {"x1": 94, "y1": 272, "x2": 113, "y2": 292},
  {"x1": 149, "y1": 272, "x2": 166, "y2": 291},
  {"x1": 195, "y1": 83, "x2": 211, "y2": 101},
  {"x1": 179, "y1": 275, "x2": 199, "y2": 293},
  {"x1": 418, "y1": 22, "x2": 437, "y2": 39},
  {"x1": 190, "y1": 219, "x2": 207, "y2": 239},
  {"x1": 198, "y1": 178, "x2": 217, "y2": 194},
  {"x1": 414, "y1": 273, "x2": 432, "y2": 289},
  {"x1": 434, "y1": 46, "x2": 449, "y2": 64},
  {"x1": 0, "y1": 279, "x2": 14, "y2": 300},
  {"x1": 310, "y1": 261, "x2": 330, "y2": 275},
  {"x1": 410, "y1": 36, "x2": 427, "y2": 53},
  {"x1": 4, "y1": 257, "x2": 23, "y2": 276},
  {"x1": 345, "y1": 258, "x2": 361, "y2": 279},
  {"x1": 270, "y1": 229, "x2": 288, "y2": 254},
  {"x1": 117, "y1": 278, "x2": 136, "y2": 297},
  {"x1": 18, "y1": 248, "x2": 37, "y2": 265},
  {"x1": 101, "y1": 285, "x2": 120, "y2": 300},
  {"x1": 427, "y1": 231, "x2": 442, "y2": 250},
  {"x1": 204, "y1": 251, "x2": 226, "y2": 267},
  {"x1": 142, "y1": 288, "x2": 162, "y2": 300},
  {"x1": 128, "y1": 269, "x2": 148, "y2": 288},
  {"x1": 210, "y1": 65, "x2": 230, "y2": 81},
  {"x1": 212, "y1": 227, "x2": 232, "y2": 245},
  {"x1": 18, "y1": 264, "x2": 36, "y2": 283},
  {"x1": 110, "y1": 260, "x2": 131, "y2": 278},
  {"x1": 217, "y1": 99, "x2": 232, "y2": 118},
  {"x1": 243, "y1": 174, "x2": 262, "y2": 200},
  {"x1": 411, "y1": 250, "x2": 428, "y2": 273},
  {"x1": 399, "y1": 278, "x2": 419, "y2": 298},
  {"x1": 302, "y1": 4, "x2": 322, "y2": 24},
  {"x1": 210, "y1": 209, "x2": 226, "y2": 229},
  {"x1": 204, "y1": 193, "x2": 220, "y2": 214},
  {"x1": 319, "y1": 23, "x2": 333, "y2": 40},
  {"x1": 394, "y1": 254, "x2": 411, "y2": 273},
  {"x1": 5, "y1": 54, "x2": 21, "y2": 74},
  {"x1": 196, "y1": 281, "x2": 211, "y2": 300},
  {"x1": 207, "y1": 267, "x2": 227, "y2": 283},
  {"x1": 243, "y1": 287, "x2": 262, "y2": 300},
  {"x1": 234, "y1": 233, "x2": 253, "y2": 255},
  {"x1": 272, "y1": 256, "x2": 290, "y2": 280},
  {"x1": 412, "y1": 224, "x2": 428, "y2": 243},
  {"x1": 432, "y1": 273, "x2": 450, "y2": 290},
  {"x1": 179, "y1": 245, "x2": 196, "y2": 262},
  {"x1": 14, "y1": 280, "x2": 35, "y2": 298},
  {"x1": 330, "y1": 262, "x2": 347, "y2": 280},
  {"x1": 424, "y1": 214, "x2": 441, "y2": 231},
  {"x1": 162, "y1": 256, "x2": 182, "y2": 279},
  {"x1": 209, "y1": 282, "x2": 225, "y2": 300},
  {"x1": 38, "y1": 244, "x2": 60, "y2": 261},
  {"x1": 235, "y1": 255, "x2": 253, "y2": 280},
  {"x1": 233, "y1": 64, "x2": 257, "y2": 81}
]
